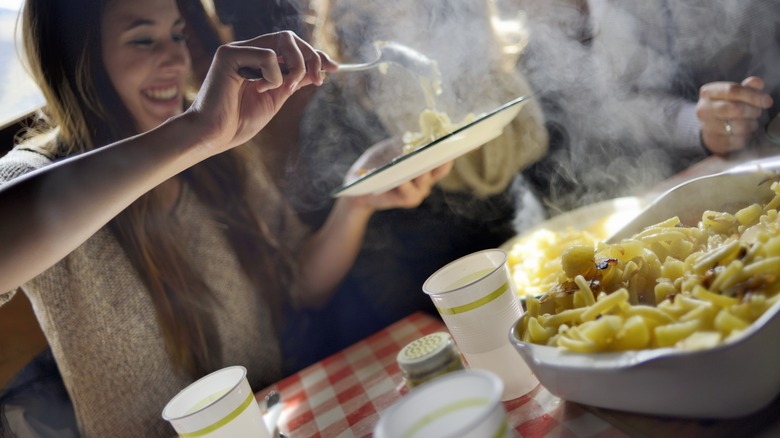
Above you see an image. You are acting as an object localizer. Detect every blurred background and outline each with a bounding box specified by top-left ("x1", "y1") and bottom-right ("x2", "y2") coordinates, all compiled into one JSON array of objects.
[
  {"x1": 0, "y1": 0, "x2": 42, "y2": 127},
  {"x1": 0, "y1": 0, "x2": 47, "y2": 391}
]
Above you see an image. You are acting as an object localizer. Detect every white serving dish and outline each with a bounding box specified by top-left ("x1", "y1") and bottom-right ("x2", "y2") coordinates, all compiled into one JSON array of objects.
[
  {"x1": 508, "y1": 298, "x2": 780, "y2": 418},
  {"x1": 505, "y1": 157, "x2": 780, "y2": 418}
]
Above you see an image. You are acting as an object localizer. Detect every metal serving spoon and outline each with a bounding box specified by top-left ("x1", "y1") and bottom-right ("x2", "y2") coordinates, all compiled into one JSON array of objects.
[
  {"x1": 237, "y1": 41, "x2": 439, "y2": 81},
  {"x1": 337, "y1": 41, "x2": 439, "y2": 77}
]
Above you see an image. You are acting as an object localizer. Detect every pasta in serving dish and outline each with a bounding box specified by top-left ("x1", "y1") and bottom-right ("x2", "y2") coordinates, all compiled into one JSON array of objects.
[
  {"x1": 517, "y1": 181, "x2": 780, "y2": 353},
  {"x1": 504, "y1": 197, "x2": 645, "y2": 298}
]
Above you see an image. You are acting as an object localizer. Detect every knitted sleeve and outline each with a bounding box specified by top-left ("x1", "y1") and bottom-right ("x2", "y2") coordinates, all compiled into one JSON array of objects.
[
  {"x1": 0, "y1": 145, "x2": 54, "y2": 185},
  {"x1": 0, "y1": 289, "x2": 16, "y2": 306}
]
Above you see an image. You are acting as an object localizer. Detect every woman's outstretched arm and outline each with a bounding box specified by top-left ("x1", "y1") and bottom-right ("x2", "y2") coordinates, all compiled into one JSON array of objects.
[{"x1": 0, "y1": 31, "x2": 336, "y2": 293}]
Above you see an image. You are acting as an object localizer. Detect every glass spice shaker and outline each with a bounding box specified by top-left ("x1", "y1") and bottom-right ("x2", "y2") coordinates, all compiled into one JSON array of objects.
[{"x1": 397, "y1": 332, "x2": 465, "y2": 390}]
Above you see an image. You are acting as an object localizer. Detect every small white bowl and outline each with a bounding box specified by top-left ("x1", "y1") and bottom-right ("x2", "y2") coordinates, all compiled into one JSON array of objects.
[{"x1": 508, "y1": 298, "x2": 780, "y2": 418}]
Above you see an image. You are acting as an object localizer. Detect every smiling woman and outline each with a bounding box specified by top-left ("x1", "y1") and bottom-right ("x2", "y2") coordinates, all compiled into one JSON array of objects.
[
  {"x1": 0, "y1": 1, "x2": 291, "y2": 436},
  {"x1": 100, "y1": 0, "x2": 192, "y2": 133},
  {"x1": 0, "y1": 0, "x2": 453, "y2": 436}
]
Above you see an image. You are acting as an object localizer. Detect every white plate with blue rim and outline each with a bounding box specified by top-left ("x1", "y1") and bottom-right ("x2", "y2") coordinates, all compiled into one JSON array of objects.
[{"x1": 332, "y1": 95, "x2": 531, "y2": 197}]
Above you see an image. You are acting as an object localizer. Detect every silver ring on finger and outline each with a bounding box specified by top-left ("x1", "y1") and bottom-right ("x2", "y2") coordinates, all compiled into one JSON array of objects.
[{"x1": 724, "y1": 119, "x2": 733, "y2": 136}]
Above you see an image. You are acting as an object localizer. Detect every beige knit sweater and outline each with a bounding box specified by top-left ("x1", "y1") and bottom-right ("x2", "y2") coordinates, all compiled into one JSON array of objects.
[{"x1": 0, "y1": 145, "x2": 309, "y2": 437}]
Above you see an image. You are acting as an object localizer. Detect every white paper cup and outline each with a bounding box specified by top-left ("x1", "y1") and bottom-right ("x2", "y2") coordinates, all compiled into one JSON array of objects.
[
  {"x1": 423, "y1": 249, "x2": 538, "y2": 400},
  {"x1": 162, "y1": 365, "x2": 270, "y2": 438},
  {"x1": 374, "y1": 369, "x2": 511, "y2": 438}
]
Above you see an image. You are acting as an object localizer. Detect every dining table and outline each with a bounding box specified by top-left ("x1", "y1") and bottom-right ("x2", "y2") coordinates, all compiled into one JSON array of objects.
[{"x1": 257, "y1": 143, "x2": 780, "y2": 437}]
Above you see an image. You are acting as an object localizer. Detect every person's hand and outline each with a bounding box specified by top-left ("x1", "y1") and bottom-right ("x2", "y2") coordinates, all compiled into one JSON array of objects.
[
  {"x1": 696, "y1": 76, "x2": 773, "y2": 155},
  {"x1": 185, "y1": 31, "x2": 337, "y2": 154},
  {"x1": 350, "y1": 161, "x2": 454, "y2": 212}
]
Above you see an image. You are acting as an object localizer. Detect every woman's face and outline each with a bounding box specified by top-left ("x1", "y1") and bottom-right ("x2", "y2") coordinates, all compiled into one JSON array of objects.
[{"x1": 101, "y1": 0, "x2": 191, "y2": 133}]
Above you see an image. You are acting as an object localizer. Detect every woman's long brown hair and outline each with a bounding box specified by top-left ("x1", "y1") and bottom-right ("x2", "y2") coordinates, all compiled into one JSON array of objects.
[{"x1": 21, "y1": 0, "x2": 294, "y2": 379}]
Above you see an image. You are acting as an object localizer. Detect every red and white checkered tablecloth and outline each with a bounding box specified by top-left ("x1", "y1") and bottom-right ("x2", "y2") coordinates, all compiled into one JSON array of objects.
[{"x1": 257, "y1": 312, "x2": 629, "y2": 438}]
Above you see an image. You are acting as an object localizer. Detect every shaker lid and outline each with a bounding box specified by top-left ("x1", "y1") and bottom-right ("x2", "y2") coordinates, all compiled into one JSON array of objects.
[{"x1": 397, "y1": 332, "x2": 456, "y2": 374}]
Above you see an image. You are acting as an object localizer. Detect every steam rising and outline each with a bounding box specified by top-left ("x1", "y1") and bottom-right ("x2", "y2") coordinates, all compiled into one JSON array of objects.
[
  {"x1": 515, "y1": 0, "x2": 780, "y2": 212},
  {"x1": 288, "y1": 0, "x2": 780, "y2": 218},
  {"x1": 289, "y1": 0, "x2": 530, "y2": 218}
]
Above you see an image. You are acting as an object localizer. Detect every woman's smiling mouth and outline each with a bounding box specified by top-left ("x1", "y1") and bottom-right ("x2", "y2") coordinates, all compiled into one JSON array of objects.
[{"x1": 143, "y1": 84, "x2": 179, "y2": 101}]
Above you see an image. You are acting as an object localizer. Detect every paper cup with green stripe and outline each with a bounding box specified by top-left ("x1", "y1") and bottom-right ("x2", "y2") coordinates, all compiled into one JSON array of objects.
[
  {"x1": 374, "y1": 369, "x2": 510, "y2": 438},
  {"x1": 162, "y1": 365, "x2": 270, "y2": 438},
  {"x1": 423, "y1": 249, "x2": 538, "y2": 400}
]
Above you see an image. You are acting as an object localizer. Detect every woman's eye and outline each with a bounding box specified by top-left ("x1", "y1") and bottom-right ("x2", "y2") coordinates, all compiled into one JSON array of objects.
[
  {"x1": 173, "y1": 33, "x2": 189, "y2": 43},
  {"x1": 130, "y1": 38, "x2": 155, "y2": 48}
]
